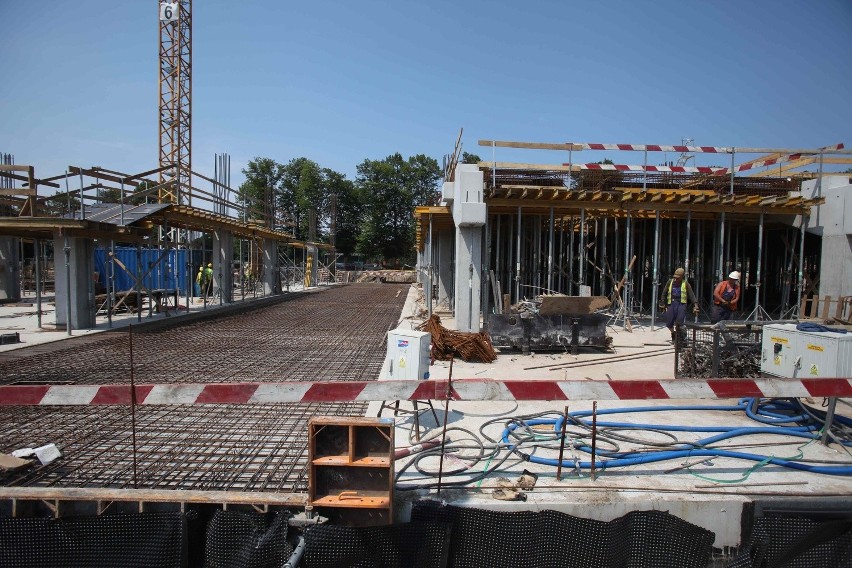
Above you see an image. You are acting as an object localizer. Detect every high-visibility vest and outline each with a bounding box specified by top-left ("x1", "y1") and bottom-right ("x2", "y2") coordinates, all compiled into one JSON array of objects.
[{"x1": 666, "y1": 280, "x2": 687, "y2": 304}]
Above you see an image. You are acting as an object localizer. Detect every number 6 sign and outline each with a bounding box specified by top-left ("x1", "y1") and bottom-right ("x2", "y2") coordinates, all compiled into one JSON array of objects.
[{"x1": 160, "y1": 2, "x2": 178, "y2": 22}]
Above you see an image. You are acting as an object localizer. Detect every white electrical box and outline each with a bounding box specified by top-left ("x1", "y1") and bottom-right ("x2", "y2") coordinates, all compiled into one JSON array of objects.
[
  {"x1": 386, "y1": 329, "x2": 431, "y2": 380},
  {"x1": 761, "y1": 323, "x2": 852, "y2": 378}
]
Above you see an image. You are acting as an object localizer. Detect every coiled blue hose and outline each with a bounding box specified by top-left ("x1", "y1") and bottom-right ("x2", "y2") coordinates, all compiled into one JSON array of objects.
[{"x1": 500, "y1": 397, "x2": 852, "y2": 476}]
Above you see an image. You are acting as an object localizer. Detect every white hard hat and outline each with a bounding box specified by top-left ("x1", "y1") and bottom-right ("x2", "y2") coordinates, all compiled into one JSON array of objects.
[{"x1": 728, "y1": 271, "x2": 740, "y2": 280}]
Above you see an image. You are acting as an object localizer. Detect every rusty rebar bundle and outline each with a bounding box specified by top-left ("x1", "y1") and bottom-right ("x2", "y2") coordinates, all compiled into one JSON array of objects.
[{"x1": 417, "y1": 314, "x2": 497, "y2": 363}]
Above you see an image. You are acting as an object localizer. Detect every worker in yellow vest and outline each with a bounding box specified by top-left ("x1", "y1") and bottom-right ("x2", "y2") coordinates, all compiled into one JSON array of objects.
[{"x1": 659, "y1": 267, "x2": 699, "y2": 343}]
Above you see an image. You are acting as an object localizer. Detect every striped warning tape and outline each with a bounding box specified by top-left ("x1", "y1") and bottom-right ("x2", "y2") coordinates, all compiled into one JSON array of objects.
[
  {"x1": 577, "y1": 143, "x2": 730, "y2": 153},
  {"x1": 1, "y1": 378, "x2": 849, "y2": 405},
  {"x1": 567, "y1": 163, "x2": 726, "y2": 174}
]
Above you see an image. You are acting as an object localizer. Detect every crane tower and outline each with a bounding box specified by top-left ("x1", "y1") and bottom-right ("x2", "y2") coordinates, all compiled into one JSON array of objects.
[{"x1": 158, "y1": 1, "x2": 192, "y2": 204}]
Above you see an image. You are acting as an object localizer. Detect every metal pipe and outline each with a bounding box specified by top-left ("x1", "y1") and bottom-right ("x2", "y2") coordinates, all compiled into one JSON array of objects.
[
  {"x1": 78, "y1": 168, "x2": 85, "y2": 220},
  {"x1": 107, "y1": 240, "x2": 114, "y2": 328},
  {"x1": 729, "y1": 150, "x2": 735, "y2": 195},
  {"x1": 623, "y1": 213, "x2": 632, "y2": 325},
  {"x1": 754, "y1": 212, "x2": 764, "y2": 318},
  {"x1": 120, "y1": 178, "x2": 125, "y2": 226},
  {"x1": 651, "y1": 210, "x2": 660, "y2": 330},
  {"x1": 601, "y1": 217, "x2": 608, "y2": 297},
  {"x1": 796, "y1": 214, "x2": 807, "y2": 316},
  {"x1": 568, "y1": 216, "x2": 574, "y2": 295},
  {"x1": 547, "y1": 207, "x2": 554, "y2": 292},
  {"x1": 283, "y1": 535, "x2": 306, "y2": 568},
  {"x1": 437, "y1": 357, "x2": 453, "y2": 495},
  {"x1": 34, "y1": 239, "x2": 42, "y2": 329},
  {"x1": 427, "y1": 214, "x2": 433, "y2": 318},
  {"x1": 579, "y1": 208, "x2": 586, "y2": 288},
  {"x1": 821, "y1": 398, "x2": 837, "y2": 446},
  {"x1": 718, "y1": 212, "x2": 726, "y2": 283},
  {"x1": 136, "y1": 243, "x2": 142, "y2": 322},
  {"x1": 515, "y1": 206, "x2": 521, "y2": 301},
  {"x1": 64, "y1": 236, "x2": 72, "y2": 336},
  {"x1": 556, "y1": 405, "x2": 568, "y2": 481},
  {"x1": 129, "y1": 324, "x2": 138, "y2": 488}
]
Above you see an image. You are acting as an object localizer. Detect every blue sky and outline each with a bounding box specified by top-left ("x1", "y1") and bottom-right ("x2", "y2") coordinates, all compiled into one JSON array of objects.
[{"x1": 1, "y1": 0, "x2": 850, "y2": 196}]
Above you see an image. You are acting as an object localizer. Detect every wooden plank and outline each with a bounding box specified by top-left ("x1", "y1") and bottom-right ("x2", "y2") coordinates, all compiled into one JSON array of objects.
[
  {"x1": 538, "y1": 295, "x2": 611, "y2": 315},
  {"x1": 478, "y1": 161, "x2": 580, "y2": 172},
  {"x1": 478, "y1": 140, "x2": 584, "y2": 151},
  {"x1": 0, "y1": 486, "x2": 307, "y2": 506}
]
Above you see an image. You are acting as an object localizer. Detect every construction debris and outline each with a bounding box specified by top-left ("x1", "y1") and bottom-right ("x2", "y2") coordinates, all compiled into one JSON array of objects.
[{"x1": 417, "y1": 314, "x2": 497, "y2": 363}]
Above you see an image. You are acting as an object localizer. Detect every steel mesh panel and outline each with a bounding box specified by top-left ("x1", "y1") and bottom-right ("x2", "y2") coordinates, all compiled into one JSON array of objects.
[
  {"x1": 0, "y1": 511, "x2": 184, "y2": 567},
  {"x1": 303, "y1": 521, "x2": 452, "y2": 568},
  {"x1": 204, "y1": 510, "x2": 292, "y2": 568},
  {"x1": 676, "y1": 324, "x2": 762, "y2": 378},
  {"x1": 410, "y1": 501, "x2": 713, "y2": 568}
]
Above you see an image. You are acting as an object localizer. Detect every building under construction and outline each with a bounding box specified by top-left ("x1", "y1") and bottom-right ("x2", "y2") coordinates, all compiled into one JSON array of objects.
[{"x1": 2, "y1": 135, "x2": 852, "y2": 567}]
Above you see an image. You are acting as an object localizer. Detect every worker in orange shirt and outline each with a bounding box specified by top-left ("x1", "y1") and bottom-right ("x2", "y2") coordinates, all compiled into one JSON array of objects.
[{"x1": 711, "y1": 271, "x2": 741, "y2": 323}]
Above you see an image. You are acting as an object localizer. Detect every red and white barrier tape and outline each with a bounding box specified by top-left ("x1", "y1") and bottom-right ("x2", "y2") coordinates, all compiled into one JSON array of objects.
[
  {"x1": 577, "y1": 143, "x2": 729, "y2": 153},
  {"x1": 1, "y1": 378, "x2": 849, "y2": 405},
  {"x1": 566, "y1": 163, "x2": 726, "y2": 174}
]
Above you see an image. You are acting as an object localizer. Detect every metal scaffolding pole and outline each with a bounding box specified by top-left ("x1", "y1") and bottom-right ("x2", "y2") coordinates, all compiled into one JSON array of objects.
[
  {"x1": 651, "y1": 210, "x2": 661, "y2": 330},
  {"x1": 751, "y1": 212, "x2": 765, "y2": 320},
  {"x1": 34, "y1": 239, "x2": 42, "y2": 329},
  {"x1": 515, "y1": 206, "x2": 522, "y2": 301},
  {"x1": 568, "y1": 216, "x2": 575, "y2": 296},
  {"x1": 796, "y1": 215, "x2": 808, "y2": 317},
  {"x1": 547, "y1": 207, "x2": 554, "y2": 292},
  {"x1": 578, "y1": 208, "x2": 586, "y2": 289},
  {"x1": 718, "y1": 212, "x2": 726, "y2": 283},
  {"x1": 427, "y1": 214, "x2": 433, "y2": 318}
]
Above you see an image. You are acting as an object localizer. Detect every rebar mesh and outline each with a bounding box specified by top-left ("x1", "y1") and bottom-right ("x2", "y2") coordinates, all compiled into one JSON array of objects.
[{"x1": 0, "y1": 284, "x2": 408, "y2": 492}]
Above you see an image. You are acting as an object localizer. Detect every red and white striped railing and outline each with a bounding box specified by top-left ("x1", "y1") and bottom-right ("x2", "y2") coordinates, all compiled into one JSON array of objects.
[{"x1": 1, "y1": 378, "x2": 849, "y2": 405}]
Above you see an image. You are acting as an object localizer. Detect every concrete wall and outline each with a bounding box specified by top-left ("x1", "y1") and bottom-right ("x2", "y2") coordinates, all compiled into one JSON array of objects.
[{"x1": 800, "y1": 176, "x2": 852, "y2": 299}]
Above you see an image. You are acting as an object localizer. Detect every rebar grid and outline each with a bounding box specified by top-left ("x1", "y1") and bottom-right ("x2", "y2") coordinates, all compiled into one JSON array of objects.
[{"x1": 0, "y1": 284, "x2": 408, "y2": 492}]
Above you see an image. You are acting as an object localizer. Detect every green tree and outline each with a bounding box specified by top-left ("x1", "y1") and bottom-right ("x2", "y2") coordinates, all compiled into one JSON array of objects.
[
  {"x1": 238, "y1": 158, "x2": 285, "y2": 226},
  {"x1": 131, "y1": 181, "x2": 156, "y2": 205},
  {"x1": 325, "y1": 169, "x2": 362, "y2": 256},
  {"x1": 41, "y1": 192, "x2": 81, "y2": 217},
  {"x1": 355, "y1": 153, "x2": 441, "y2": 264},
  {"x1": 462, "y1": 151, "x2": 482, "y2": 164}
]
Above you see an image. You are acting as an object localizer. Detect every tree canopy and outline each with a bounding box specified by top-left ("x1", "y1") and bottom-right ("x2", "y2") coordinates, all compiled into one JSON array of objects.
[{"x1": 238, "y1": 151, "x2": 441, "y2": 265}]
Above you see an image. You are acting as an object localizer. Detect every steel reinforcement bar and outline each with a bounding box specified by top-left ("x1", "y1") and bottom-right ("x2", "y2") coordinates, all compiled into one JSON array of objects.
[{"x1": 1, "y1": 377, "x2": 850, "y2": 405}]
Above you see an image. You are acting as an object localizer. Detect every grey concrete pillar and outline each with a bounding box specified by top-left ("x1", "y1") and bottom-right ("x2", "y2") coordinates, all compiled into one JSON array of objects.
[
  {"x1": 262, "y1": 238, "x2": 278, "y2": 295},
  {"x1": 454, "y1": 226, "x2": 483, "y2": 332},
  {"x1": 819, "y1": 235, "x2": 852, "y2": 299},
  {"x1": 450, "y1": 164, "x2": 486, "y2": 332},
  {"x1": 213, "y1": 229, "x2": 234, "y2": 303},
  {"x1": 437, "y1": 230, "x2": 454, "y2": 309},
  {"x1": 306, "y1": 243, "x2": 318, "y2": 287},
  {"x1": 54, "y1": 235, "x2": 95, "y2": 329},
  {"x1": 0, "y1": 237, "x2": 20, "y2": 300}
]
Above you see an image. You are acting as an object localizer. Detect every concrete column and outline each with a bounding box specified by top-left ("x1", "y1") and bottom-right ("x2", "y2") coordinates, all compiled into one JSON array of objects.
[
  {"x1": 213, "y1": 229, "x2": 234, "y2": 303},
  {"x1": 819, "y1": 235, "x2": 852, "y2": 299},
  {"x1": 450, "y1": 164, "x2": 486, "y2": 332},
  {"x1": 305, "y1": 243, "x2": 318, "y2": 287},
  {"x1": 54, "y1": 235, "x2": 95, "y2": 329},
  {"x1": 262, "y1": 238, "x2": 278, "y2": 295},
  {"x1": 454, "y1": 226, "x2": 483, "y2": 332},
  {"x1": 0, "y1": 237, "x2": 20, "y2": 300},
  {"x1": 437, "y1": 225, "x2": 454, "y2": 309}
]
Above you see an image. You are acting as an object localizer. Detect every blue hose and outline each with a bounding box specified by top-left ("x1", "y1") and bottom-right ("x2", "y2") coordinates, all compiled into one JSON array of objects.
[{"x1": 500, "y1": 398, "x2": 852, "y2": 476}]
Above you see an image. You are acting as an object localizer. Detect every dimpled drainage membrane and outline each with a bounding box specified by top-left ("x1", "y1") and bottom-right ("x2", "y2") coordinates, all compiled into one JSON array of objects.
[{"x1": 0, "y1": 284, "x2": 409, "y2": 492}]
